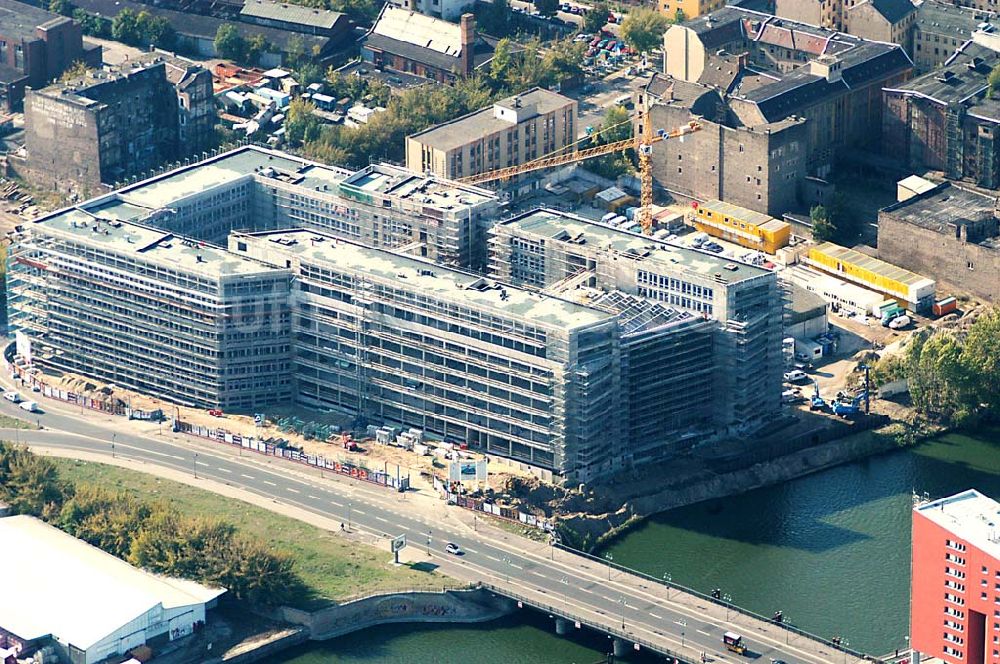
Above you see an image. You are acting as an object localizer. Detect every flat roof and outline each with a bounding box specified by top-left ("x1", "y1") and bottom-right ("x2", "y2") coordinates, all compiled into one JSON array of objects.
[
  {"x1": 881, "y1": 181, "x2": 996, "y2": 233},
  {"x1": 916, "y1": 489, "x2": 1000, "y2": 559},
  {"x1": 341, "y1": 163, "x2": 496, "y2": 209},
  {"x1": 0, "y1": 0, "x2": 68, "y2": 41},
  {"x1": 408, "y1": 88, "x2": 575, "y2": 153},
  {"x1": 698, "y1": 199, "x2": 777, "y2": 227},
  {"x1": 0, "y1": 515, "x2": 224, "y2": 649},
  {"x1": 33, "y1": 207, "x2": 280, "y2": 278},
  {"x1": 238, "y1": 229, "x2": 613, "y2": 330},
  {"x1": 811, "y1": 242, "x2": 932, "y2": 288},
  {"x1": 500, "y1": 209, "x2": 771, "y2": 284},
  {"x1": 240, "y1": 0, "x2": 344, "y2": 29}
]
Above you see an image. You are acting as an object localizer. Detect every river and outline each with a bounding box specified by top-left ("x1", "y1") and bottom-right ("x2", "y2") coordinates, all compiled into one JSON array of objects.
[{"x1": 275, "y1": 428, "x2": 998, "y2": 662}]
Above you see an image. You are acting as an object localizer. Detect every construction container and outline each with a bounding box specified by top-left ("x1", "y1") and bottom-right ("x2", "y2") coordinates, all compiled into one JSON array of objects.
[{"x1": 933, "y1": 296, "x2": 958, "y2": 317}]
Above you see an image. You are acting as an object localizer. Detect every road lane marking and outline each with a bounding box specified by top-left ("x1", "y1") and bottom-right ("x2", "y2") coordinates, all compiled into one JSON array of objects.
[
  {"x1": 217, "y1": 467, "x2": 231, "y2": 473},
  {"x1": 376, "y1": 516, "x2": 389, "y2": 523},
  {"x1": 170, "y1": 455, "x2": 184, "y2": 460},
  {"x1": 308, "y1": 495, "x2": 319, "y2": 500},
  {"x1": 649, "y1": 612, "x2": 662, "y2": 619},
  {"x1": 463, "y1": 546, "x2": 479, "y2": 554},
  {"x1": 354, "y1": 508, "x2": 367, "y2": 515},
  {"x1": 263, "y1": 480, "x2": 276, "y2": 486},
  {"x1": 241, "y1": 474, "x2": 255, "y2": 479},
  {"x1": 485, "y1": 554, "x2": 499, "y2": 562},
  {"x1": 287, "y1": 487, "x2": 300, "y2": 494},
  {"x1": 330, "y1": 500, "x2": 344, "y2": 507},
  {"x1": 697, "y1": 629, "x2": 711, "y2": 637},
  {"x1": 195, "y1": 460, "x2": 209, "y2": 466},
  {"x1": 531, "y1": 571, "x2": 546, "y2": 579},
  {"x1": 509, "y1": 562, "x2": 523, "y2": 570}
]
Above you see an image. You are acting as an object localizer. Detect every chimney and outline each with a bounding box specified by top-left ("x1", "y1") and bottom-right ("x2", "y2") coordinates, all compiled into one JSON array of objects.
[{"x1": 460, "y1": 13, "x2": 475, "y2": 77}]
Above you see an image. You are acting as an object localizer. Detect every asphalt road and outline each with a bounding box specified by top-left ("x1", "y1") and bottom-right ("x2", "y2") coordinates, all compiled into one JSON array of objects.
[{"x1": 0, "y1": 394, "x2": 855, "y2": 664}]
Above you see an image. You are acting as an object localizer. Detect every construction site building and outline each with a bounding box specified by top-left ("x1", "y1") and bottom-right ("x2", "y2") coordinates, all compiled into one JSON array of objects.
[
  {"x1": 489, "y1": 208, "x2": 784, "y2": 437},
  {"x1": 6, "y1": 212, "x2": 293, "y2": 411},
  {"x1": 76, "y1": 146, "x2": 501, "y2": 270},
  {"x1": 805, "y1": 242, "x2": 936, "y2": 312},
  {"x1": 231, "y1": 229, "x2": 625, "y2": 484},
  {"x1": 691, "y1": 199, "x2": 791, "y2": 254}
]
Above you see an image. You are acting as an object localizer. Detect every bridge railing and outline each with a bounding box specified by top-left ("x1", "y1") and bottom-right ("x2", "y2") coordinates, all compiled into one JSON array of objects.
[
  {"x1": 479, "y1": 581, "x2": 698, "y2": 663},
  {"x1": 556, "y1": 543, "x2": 878, "y2": 663}
]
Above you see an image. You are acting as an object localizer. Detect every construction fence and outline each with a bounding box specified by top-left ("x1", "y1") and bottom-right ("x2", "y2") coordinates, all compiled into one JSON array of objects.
[{"x1": 434, "y1": 477, "x2": 554, "y2": 533}]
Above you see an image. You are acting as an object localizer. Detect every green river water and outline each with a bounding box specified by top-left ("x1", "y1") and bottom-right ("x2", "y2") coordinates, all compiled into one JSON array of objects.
[{"x1": 276, "y1": 428, "x2": 999, "y2": 663}]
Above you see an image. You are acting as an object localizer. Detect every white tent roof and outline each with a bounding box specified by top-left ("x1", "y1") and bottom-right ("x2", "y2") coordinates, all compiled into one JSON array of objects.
[{"x1": 0, "y1": 516, "x2": 224, "y2": 649}]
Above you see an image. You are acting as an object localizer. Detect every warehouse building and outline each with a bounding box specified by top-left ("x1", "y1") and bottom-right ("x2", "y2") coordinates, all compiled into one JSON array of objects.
[
  {"x1": 804, "y1": 242, "x2": 937, "y2": 312},
  {"x1": 6, "y1": 211, "x2": 293, "y2": 411},
  {"x1": 878, "y1": 179, "x2": 1000, "y2": 303},
  {"x1": 231, "y1": 229, "x2": 624, "y2": 483},
  {"x1": 489, "y1": 208, "x2": 784, "y2": 436},
  {"x1": 0, "y1": 515, "x2": 225, "y2": 664},
  {"x1": 690, "y1": 200, "x2": 791, "y2": 254}
]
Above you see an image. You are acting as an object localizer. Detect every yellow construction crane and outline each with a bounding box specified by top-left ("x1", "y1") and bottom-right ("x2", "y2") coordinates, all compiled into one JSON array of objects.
[{"x1": 458, "y1": 113, "x2": 702, "y2": 235}]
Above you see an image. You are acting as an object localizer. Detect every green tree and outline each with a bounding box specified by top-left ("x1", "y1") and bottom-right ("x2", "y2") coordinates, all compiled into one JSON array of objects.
[
  {"x1": 111, "y1": 8, "x2": 141, "y2": 45},
  {"x1": 490, "y1": 37, "x2": 514, "y2": 88},
  {"x1": 214, "y1": 23, "x2": 246, "y2": 62},
  {"x1": 535, "y1": 0, "x2": 559, "y2": 17},
  {"x1": 583, "y1": 1, "x2": 609, "y2": 34},
  {"x1": 246, "y1": 33, "x2": 269, "y2": 64},
  {"x1": 474, "y1": 0, "x2": 515, "y2": 39},
  {"x1": 960, "y1": 308, "x2": 1000, "y2": 413},
  {"x1": 74, "y1": 9, "x2": 110, "y2": 37},
  {"x1": 810, "y1": 204, "x2": 837, "y2": 242},
  {"x1": 620, "y1": 7, "x2": 669, "y2": 54},
  {"x1": 989, "y1": 63, "x2": 1000, "y2": 99},
  {"x1": 285, "y1": 98, "x2": 322, "y2": 145},
  {"x1": 49, "y1": 0, "x2": 73, "y2": 16},
  {"x1": 140, "y1": 14, "x2": 175, "y2": 49},
  {"x1": 0, "y1": 443, "x2": 67, "y2": 520},
  {"x1": 540, "y1": 38, "x2": 585, "y2": 87},
  {"x1": 672, "y1": 9, "x2": 686, "y2": 23}
]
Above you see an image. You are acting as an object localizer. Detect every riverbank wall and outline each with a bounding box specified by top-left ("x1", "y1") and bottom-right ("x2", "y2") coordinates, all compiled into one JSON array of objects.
[
  {"x1": 277, "y1": 587, "x2": 515, "y2": 641},
  {"x1": 568, "y1": 420, "x2": 929, "y2": 551}
]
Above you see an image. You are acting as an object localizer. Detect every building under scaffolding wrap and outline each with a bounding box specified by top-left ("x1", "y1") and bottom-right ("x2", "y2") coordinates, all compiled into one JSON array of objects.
[
  {"x1": 490, "y1": 209, "x2": 784, "y2": 436},
  {"x1": 231, "y1": 229, "x2": 625, "y2": 484},
  {"x1": 6, "y1": 211, "x2": 293, "y2": 411}
]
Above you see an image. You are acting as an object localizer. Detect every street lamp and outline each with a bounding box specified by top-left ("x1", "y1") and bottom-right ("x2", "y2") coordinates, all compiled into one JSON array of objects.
[
  {"x1": 619, "y1": 596, "x2": 626, "y2": 630},
  {"x1": 501, "y1": 556, "x2": 512, "y2": 584},
  {"x1": 722, "y1": 592, "x2": 733, "y2": 621},
  {"x1": 426, "y1": 529, "x2": 432, "y2": 555},
  {"x1": 663, "y1": 572, "x2": 672, "y2": 600},
  {"x1": 348, "y1": 502, "x2": 352, "y2": 531},
  {"x1": 111, "y1": 433, "x2": 116, "y2": 458},
  {"x1": 604, "y1": 552, "x2": 613, "y2": 580},
  {"x1": 193, "y1": 452, "x2": 198, "y2": 479}
]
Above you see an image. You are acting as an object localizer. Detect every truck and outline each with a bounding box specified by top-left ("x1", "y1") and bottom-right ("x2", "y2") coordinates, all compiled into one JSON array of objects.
[
  {"x1": 880, "y1": 306, "x2": 906, "y2": 327},
  {"x1": 724, "y1": 631, "x2": 747, "y2": 655},
  {"x1": 831, "y1": 391, "x2": 868, "y2": 418},
  {"x1": 933, "y1": 297, "x2": 958, "y2": 317}
]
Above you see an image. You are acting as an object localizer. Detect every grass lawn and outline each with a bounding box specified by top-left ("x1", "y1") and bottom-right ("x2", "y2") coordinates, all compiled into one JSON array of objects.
[
  {"x1": 53, "y1": 458, "x2": 459, "y2": 609},
  {"x1": 0, "y1": 413, "x2": 39, "y2": 429}
]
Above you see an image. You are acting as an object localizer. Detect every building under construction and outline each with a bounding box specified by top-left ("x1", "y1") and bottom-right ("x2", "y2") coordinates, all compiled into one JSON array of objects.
[
  {"x1": 489, "y1": 209, "x2": 784, "y2": 436},
  {"x1": 232, "y1": 229, "x2": 625, "y2": 483},
  {"x1": 6, "y1": 212, "x2": 293, "y2": 411}
]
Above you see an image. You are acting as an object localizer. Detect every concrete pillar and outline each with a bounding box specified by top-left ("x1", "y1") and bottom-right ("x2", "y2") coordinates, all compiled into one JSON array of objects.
[
  {"x1": 612, "y1": 638, "x2": 628, "y2": 658},
  {"x1": 555, "y1": 618, "x2": 570, "y2": 636}
]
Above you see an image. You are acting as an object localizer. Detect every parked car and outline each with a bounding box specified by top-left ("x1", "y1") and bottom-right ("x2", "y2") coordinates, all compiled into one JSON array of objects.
[
  {"x1": 784, "y1": 370, "x2": 809, "y2": 383},
  {"x1": 888, "y1": 314, "x2": 912, "y2": 330},
  {"x1": 3, "y1": 391, "x2": 20, "y2": 403},
  {"x1": 445, "y1": 542, "x2": 463, "y2": 555}
]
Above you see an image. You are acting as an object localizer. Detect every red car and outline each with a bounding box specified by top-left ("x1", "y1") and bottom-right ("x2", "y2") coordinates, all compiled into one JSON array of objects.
[{"x1": 208, "y1": 409, "x2": 223, "y2": 417}]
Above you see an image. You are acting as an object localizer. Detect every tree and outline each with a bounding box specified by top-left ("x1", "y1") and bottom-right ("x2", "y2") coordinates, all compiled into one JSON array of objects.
[
  {"x1": 989, "y1": 63, "x2": 1000, "y2": 99},
  {"x1": 672, "y1": 9, "x2": 686, "y2": 24},
  {"x1": 111, "y1": 8, "x2": 141, "y2": 45},
  {"x1": 490, "y1": 37, "x2": 514, "y2": 88},
  {"x1": 285, "y1": 98, "x2": 322, "y2": 145},
  {"x1": 0, "y1": 443, "x2": 67, "y2": 520},
  {"x1": 214, "y1": 23, "x2": 246, "y2": 62},
  {"x1": 246, "y1": 33, "x2": 269, "y2": 64},
  {"x1": 583, "y1": 1, "x2": 610, "y2": 34},
  {"x1": 74, "y1": 9, "x2": 110, "y2": 38},
  {"x1": 810, "y1": 204, "x2": 837, "y2": 242},
  {"x1": 535, "y1": 0, "x2": 559, "y2": 18},
  {"x1": 960, "y1": 308, "x2": 1000, "y2": 414},
  {"x1": 49, "y1": 0, "x2": 73, "y2": 16},
  {"x1": 620, "y1": 7, "x2": 669, "y2": 54},
  {"x1": 540, "y1": 38, "x2": 585, "y2": 87},
  {"x1": 59, "y1": 60, "x2": 91, "y2": 83},
  {"x1": 140, "y1": 14, "x2": 175, "y2": 49}
]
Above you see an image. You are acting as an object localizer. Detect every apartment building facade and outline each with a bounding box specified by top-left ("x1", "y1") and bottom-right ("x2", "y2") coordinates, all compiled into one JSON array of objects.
[
  {"x1": 231, "y1": 229, "x2": 625, "y2": 483},
  {"x1": 6, "y1": 212, "x2": 293, "y2": 411},
  {"x1": 489, "y1": 208, "x2": 784, "y2": 437},
  {"x1": 912, "y1": 490, "x2": 1000, "y2": 664},
  {"x1": 406, "y1": 88, "x2": 577, "y2": 182},
  {"x1": 658, "y1": 0, "x2": 724, "y2": 21}
]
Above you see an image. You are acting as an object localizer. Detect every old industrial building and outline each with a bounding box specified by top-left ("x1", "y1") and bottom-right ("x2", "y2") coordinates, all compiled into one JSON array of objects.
[
  {"x1": 239, "y1": 0, "x2": 350, "y2": 38},
  {"x1": 0, "y1": 515, "x2": 225, "y2": 664},
  {"x1": 233, "y1": 229, "x2": 624, "y2": 483},
  {"x1": 0, "y1": 0, "x2": 101, "y2": 110},
  {"x1": 361, "y1": 7, "x2": 496, "y2": 83},
  {"x1": 883, "y1": 42, "x2": 1000, "y2": 189},
  {"x1": 653, "y1": 7, "x2": 912, "y2": 216},
  {"x1": 7, "y1": 209, "x2": 294, "y2": 411},
  {"x1": 20, "y1": 58, "x2": 214, "y2": 195},
  {"x1": 406, "y1": 88, "x2": 577, "y2": 182},
  {"x1": 879, "y1": 179, "x2": 999, "y2": 303},
  {"x1": 489, "y1": 208, "x2": 784, "y2": 438},
  {"x1": 912, "y1": 0, "x2": 996, "y2": 72},
  {"x1": 774, "y1": 0, "x2": 915, "y2": 48}
]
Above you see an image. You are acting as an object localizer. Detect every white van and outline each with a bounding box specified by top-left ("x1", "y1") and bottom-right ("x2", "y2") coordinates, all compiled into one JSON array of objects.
[
  {"x1": 690, "y1": 232, "x2": 710, "y2": 247},
  {"x1": 3, "y1": 391, "x2": 20, "y2": 403},
  {"x1": 18, "y1": 400, "x2": 38, "y2": 413}
]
